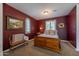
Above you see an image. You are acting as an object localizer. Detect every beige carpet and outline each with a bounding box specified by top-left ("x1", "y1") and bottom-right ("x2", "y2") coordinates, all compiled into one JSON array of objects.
[{"x1": 4, "y1": 39, "x2": 79, "y2": 56}]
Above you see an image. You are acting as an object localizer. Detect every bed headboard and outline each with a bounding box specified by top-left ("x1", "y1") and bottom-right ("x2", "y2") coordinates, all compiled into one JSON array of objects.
[{"x1": 44, "y1": 30, "x2": 58, "y2": 35}]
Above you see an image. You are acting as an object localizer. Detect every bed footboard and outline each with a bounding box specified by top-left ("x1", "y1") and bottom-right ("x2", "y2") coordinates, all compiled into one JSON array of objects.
[{"x1": 34, "y1": 37, "x2": 61, "y2": 53}]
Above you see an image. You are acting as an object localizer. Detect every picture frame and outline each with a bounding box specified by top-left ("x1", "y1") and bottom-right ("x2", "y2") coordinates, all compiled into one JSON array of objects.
[
  {"x1": 7, "y1": 16, "x2": 23, "y2": 29},
  {"x1": 58, "y1": 23, "x2": 64, "y2": 28}
]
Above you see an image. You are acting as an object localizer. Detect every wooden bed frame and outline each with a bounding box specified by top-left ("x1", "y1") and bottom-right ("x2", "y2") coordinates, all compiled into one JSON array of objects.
[{"x1": 34, "y1": 36, "x2": 61, "y2": 53}]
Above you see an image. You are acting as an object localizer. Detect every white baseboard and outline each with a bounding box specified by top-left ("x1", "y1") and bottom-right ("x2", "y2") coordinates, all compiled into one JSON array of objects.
[
  {"x1": 3, "y1": 42, "x2": 28, "y2": 53},
  {"x1": 0, "y1": 51, "x2": 3, "y2": 56},
  {"x1": 75, "y1": 48, "x2": 79, "y2": 51},
  {"x1": 3, "y1": 49, "x2": 10, "y2": 53}
]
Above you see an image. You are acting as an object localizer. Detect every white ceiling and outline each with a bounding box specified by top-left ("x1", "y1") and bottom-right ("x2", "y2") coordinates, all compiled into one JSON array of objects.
[{"x1": 7, "y1": 3, "x2": 76, "y2": 20}]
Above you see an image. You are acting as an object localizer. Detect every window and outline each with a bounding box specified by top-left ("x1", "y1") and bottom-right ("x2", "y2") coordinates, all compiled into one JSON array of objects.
[
  {"x1": 25, "y1": 18, "x2": 30, "y2": 33},
  {"x1": 45, "y1": 20, "x2": 56, "y2": 30}
]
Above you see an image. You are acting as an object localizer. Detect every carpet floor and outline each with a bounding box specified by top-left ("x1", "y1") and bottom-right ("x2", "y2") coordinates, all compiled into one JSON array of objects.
[{"x1": 3, "y1": 39, "x2": 79, "y2": 56}]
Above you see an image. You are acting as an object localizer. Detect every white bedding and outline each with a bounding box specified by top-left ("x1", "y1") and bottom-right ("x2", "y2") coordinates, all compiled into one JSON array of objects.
[{"x1": 38, "y1": 34, "x2": 59, "y2": 38}]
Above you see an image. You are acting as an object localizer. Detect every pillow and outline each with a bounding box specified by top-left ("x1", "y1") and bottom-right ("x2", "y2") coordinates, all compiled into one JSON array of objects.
[
  {"x1": 44, "y1": 30, "x2": 58, "y2": 35},
  {"x1": 44, "y1": 30, "x2": 50, "y2": 35},
  {"x1": 49, "y1": 30, "x2": 54, "y2": 35},
  {"x1": 49, "y1": 30, "x2": 57, "y2": 35}
]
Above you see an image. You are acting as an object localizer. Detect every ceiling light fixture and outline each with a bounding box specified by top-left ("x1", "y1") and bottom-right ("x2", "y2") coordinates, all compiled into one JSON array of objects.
[
  {"x1": 42, "y1": 10, "x2": 49, "y2": 15},
  {"x1": 53, "y1": 10, "x2": 57, "y2": 12}
]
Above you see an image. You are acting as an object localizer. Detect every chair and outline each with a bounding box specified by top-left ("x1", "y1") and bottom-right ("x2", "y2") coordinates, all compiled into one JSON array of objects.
[{"x1": 9, "y1": 34, "x2": 29, "y2": 51}]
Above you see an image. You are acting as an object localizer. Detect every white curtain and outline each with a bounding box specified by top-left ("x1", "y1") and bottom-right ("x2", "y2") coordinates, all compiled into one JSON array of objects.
[
  {"x1": 45, "y1": 20, "x2": 56, "y2": 30},
  {"x1": 25, "y1": 18, "x2": 31, "y2": 33}
]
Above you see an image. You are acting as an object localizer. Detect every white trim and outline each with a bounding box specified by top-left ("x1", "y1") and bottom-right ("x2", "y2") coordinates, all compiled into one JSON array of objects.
[
  {"x1": 0, "y1": 51, "x2": 3, "y2": 56},
  {"x1": 3, "y1": 49, "x2": 10, "y2": 53},
  {"x1": 75, "y1": 48, "x2": 79, "y2": 51},
  {"x1": 76, "y1": 4, "x2": 79, "y2": 52},
  {"x1": 3, "y1": 41, "x2": 28, "y2": 53},
  {"x1": 0, "y1": 3, "x2": 3, "y2": 56}
]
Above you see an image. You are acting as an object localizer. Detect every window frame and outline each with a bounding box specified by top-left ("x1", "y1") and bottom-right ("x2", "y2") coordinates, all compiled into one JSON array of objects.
[
  {"x1": 25, "y1": 17, "x2": 31, "y2": 34},
  {"x1": 45, "y1": 20, "x2": 56, "y2": 30}
]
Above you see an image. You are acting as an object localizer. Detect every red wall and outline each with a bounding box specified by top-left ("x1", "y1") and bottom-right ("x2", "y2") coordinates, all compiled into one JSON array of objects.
[
  {"x1": 37, "y1": 16, "x2": 67, "y2": 40},
  {"x1": 3, "y1": 3, "x2": 76, "y2": 50},
  {"x1": 3, "y1": 4, "x2": 37, "y2": 50},
  {"x1": 56, "y1": 16, "x2": 67, "y2": 40},
  {"x1": 66, "y1": 7, "x2": 76, "y2": 47},
  {"x1": 37, "y1": 20, "x2": 45, "y2": 33}
]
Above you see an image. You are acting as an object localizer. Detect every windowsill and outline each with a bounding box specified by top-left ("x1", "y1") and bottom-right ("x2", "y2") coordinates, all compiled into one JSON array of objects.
[{"x1": 25, "y1": 32, "x2": 31, "y2": 34}]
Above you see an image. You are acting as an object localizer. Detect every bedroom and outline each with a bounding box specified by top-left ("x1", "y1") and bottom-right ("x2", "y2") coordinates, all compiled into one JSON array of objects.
[{"x1": 1, "y1": 3, "x2": 79, "y2": 56}]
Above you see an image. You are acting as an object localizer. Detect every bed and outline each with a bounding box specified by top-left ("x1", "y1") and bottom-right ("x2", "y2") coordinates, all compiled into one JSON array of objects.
[
  {"x1": 34, "y1": 30, "x2": 61, "y2": 53},
  {"x1": 38, "y1": 34, "x2": 59, "y2": 38}
]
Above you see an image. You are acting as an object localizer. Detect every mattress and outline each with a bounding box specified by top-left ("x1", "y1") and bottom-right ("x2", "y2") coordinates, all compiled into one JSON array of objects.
[{"x1": 38, "y1": 34, "x2": 59, "y2": 38}]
